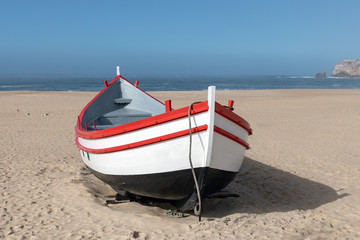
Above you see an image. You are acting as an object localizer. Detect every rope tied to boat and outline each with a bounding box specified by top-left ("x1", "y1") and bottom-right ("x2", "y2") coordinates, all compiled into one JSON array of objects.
[{"x1": 188, "y1": 101, "x2": 202, "y2": 221}]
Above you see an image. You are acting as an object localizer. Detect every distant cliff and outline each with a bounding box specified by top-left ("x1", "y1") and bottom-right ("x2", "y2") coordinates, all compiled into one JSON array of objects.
[{"x1": 332, "y1": 59, "x2": 360, "y2": 78}]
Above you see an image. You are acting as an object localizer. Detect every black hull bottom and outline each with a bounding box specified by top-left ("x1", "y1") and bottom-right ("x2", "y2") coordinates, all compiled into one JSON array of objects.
[{"x1": 87, "y1": 166, "x2": 237, "y2": 201}]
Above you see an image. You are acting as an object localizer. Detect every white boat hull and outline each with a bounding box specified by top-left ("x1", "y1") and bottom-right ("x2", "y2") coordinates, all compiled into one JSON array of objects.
[{"x1": 75, "y1": 75, "x2": 252, "y2": 201}]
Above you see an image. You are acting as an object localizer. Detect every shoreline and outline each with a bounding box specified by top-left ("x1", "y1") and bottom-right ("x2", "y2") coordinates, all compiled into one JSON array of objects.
[{"x1": 1, "y1": 89, "x2": 359, "y2": 239}]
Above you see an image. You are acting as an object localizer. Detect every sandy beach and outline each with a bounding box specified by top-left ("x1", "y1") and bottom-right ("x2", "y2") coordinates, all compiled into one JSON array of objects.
[{"x1": 1, "y1": 89, "x2": 360, "y2": 239}]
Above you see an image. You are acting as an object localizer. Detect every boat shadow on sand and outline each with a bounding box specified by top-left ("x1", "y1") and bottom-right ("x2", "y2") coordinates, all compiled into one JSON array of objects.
[
  {"x1": 202, "y1": 157, "x2": 349, "y2": 218},
  {"x1": 82, "y1": 157, "x2": 348, "y2": 218}
]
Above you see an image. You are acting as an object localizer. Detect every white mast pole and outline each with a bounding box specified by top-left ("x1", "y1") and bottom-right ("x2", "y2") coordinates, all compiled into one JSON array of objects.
[{"x1": 116, "y1": 66, "x2": 120, "y2": 76}]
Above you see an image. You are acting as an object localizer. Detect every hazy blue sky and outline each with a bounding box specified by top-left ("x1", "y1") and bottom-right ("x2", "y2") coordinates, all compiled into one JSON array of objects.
[{"x1": 1, "y1": 0, "x2": 359, "y2": 75}]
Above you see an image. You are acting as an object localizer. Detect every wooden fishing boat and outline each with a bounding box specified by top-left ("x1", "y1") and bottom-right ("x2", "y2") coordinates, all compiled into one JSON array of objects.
[{"x1": 75, "y1": 67, "x2": 252, "y2": 215}]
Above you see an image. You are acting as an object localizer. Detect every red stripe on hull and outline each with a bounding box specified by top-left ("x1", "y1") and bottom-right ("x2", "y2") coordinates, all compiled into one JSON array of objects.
[
  {"x1": 214, "y1": 102, "x2": 252, "y2": 135},
  {"x1": 76, "y1": 124, "x2": 208, "y2": 154},
  {"x1": 213, "y1": 126, "x2": 250, "y2": 149},
  {"x1": 76, "y1": 101, "x2": 209, "y2": 139}
]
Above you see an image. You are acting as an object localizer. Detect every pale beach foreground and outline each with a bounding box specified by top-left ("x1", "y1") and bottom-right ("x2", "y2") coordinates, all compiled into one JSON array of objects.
[{"x1": 1, "y1": 89, "x2": 360, "y2": 239}]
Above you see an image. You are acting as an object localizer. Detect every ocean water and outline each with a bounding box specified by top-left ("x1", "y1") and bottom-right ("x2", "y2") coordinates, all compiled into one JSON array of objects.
[{"x1": 0, "y1": 74, "x2": 360, "y2": 92}]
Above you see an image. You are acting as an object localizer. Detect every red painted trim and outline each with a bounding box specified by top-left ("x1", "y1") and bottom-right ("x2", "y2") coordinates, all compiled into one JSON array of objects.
[
  {"x1": 77, "y1": 117, "x2": 82, "y2": 131},
  {"x1": 76, "y1": 101, "x2": 209, "y2": 139},
  {"x1": 214, "y1": 126, "x2": 250, "y2": 150},
  {"x1": 215, "y1": 102, "x2": 252, "y2": 135},
  {"x1": 165, "y1": 100, "x2": 172, "y2": 113},
  {"x1": 227, "y1": 100, "x2": 234, "y2": 110},
  {"x1": 76, "y1": 125, "x2": 208, "y2": 154}
]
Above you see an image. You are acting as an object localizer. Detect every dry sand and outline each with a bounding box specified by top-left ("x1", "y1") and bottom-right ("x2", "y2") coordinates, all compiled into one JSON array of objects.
[{"x1": 0, "y1": 89, "x2": 359, "y2": 239}]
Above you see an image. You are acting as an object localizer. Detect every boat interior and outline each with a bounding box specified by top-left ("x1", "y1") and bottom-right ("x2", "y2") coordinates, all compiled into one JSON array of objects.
[{"x1": 81, "y1": 78, "x2": 162, "y2": 131}]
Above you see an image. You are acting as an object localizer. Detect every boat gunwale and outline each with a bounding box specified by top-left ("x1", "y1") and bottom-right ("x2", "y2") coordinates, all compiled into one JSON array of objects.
[
  {"x1": 75, "y1": 75, "x2": 252, "y2": 139},
  {"x1": 76, "y1": 101, "x2": 252, "y2": 139},
  {"x1": 214, "y1": 102, "x2": 253, "y2": 135},
  {"x1": 76, "y1": 101, "x2": 210, "y2": 139}
]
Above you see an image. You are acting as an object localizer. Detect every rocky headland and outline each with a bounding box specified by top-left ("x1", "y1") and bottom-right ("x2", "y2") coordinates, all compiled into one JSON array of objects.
[
  {"x1": 315, "y1": 72, "x2": 326, "y2": 78},
  {"x1": 332, "y1": 59, "x2": 360, "y2": 78}
]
